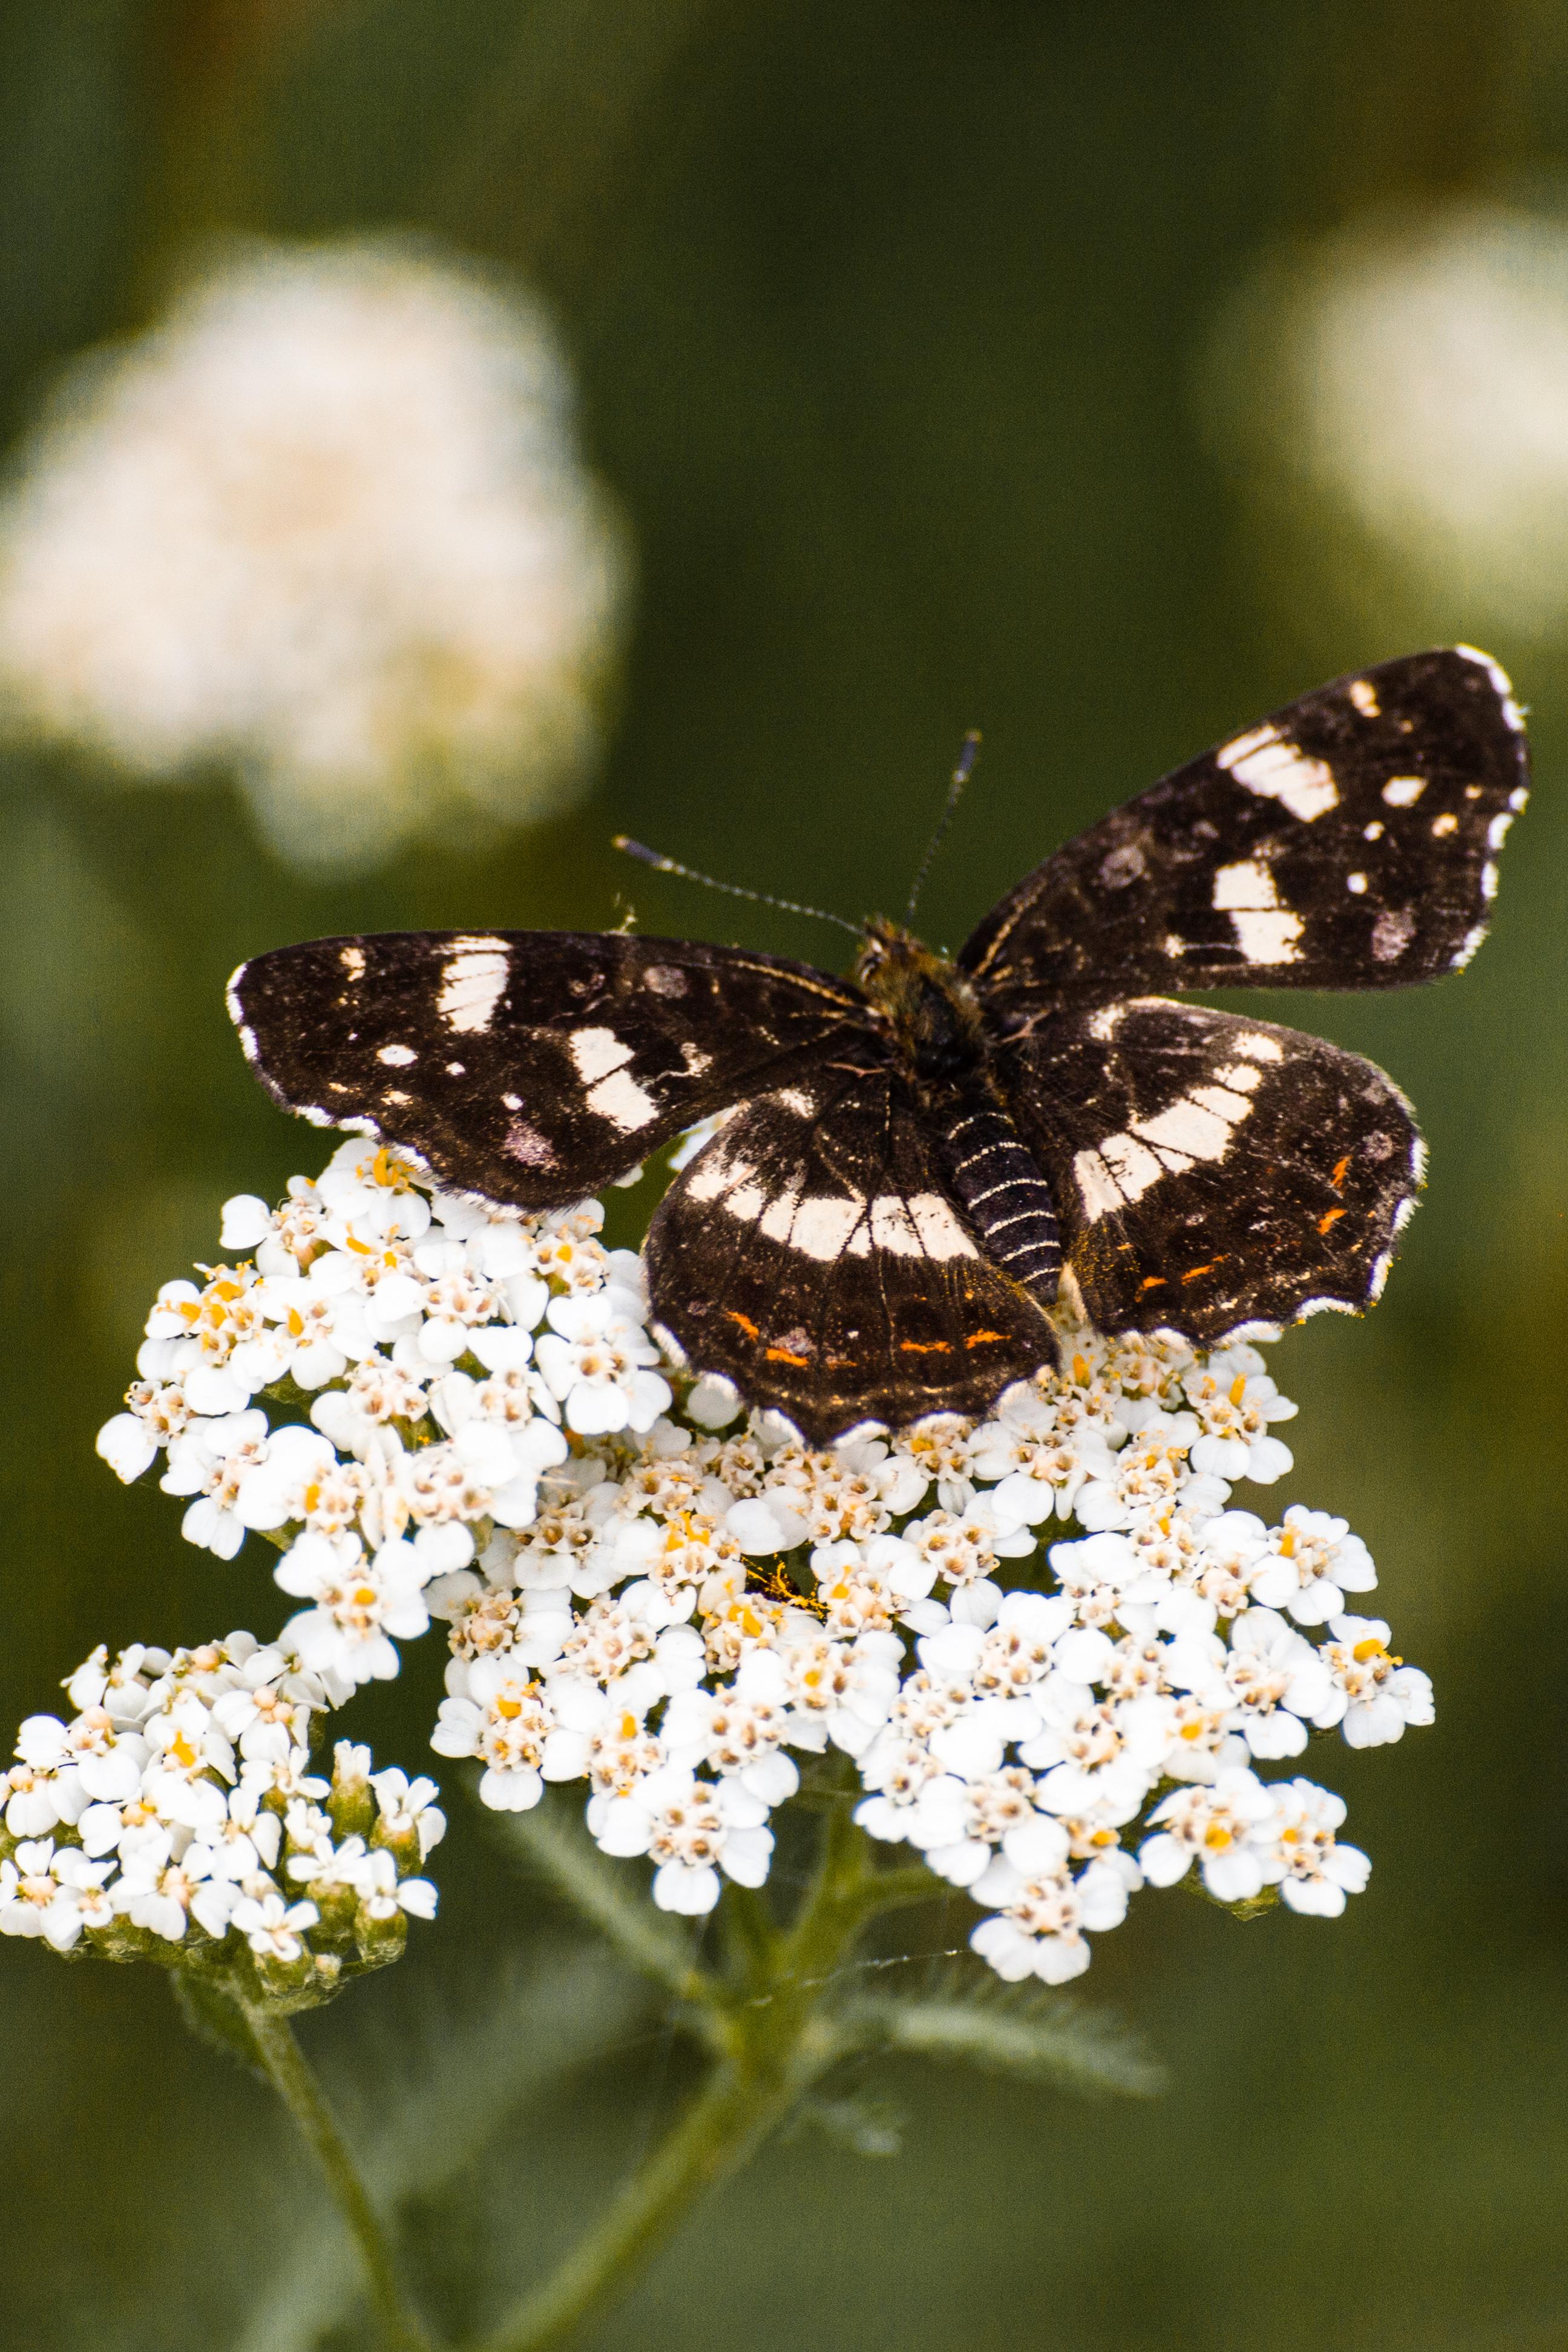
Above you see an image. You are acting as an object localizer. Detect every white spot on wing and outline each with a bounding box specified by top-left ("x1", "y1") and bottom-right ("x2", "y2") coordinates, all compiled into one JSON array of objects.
[
  {"x1": 1212, "y1": 859, "x2": 1278, "y2": 910},
  {"x1": 587, "y1": 1065, "x2": 659, "y2": 1134},
  {"x1": 1098, "y1": 1134, "x2": 1166, "y2": 1201},
  {"x1": 1347, "y1": 872, "x2": 1368, "y2": 895},
  {"x1": 1131, "y1": 1092, "x2": 1248, "y2": 1162},
  {"x1": 907, "y1": 1193, "x2": 979, "y2": 1260},
  {"x1": 1454, "y1": 643, "x2": 1526, "y2": 732},
  {"x1": 1074, "y1": 1051, "x2": 1268, "y2": 1222},
  {"x1": 1215, "y1": 726, "x2": 1339, "y2": 821},
  {"x1": 1210, "y1": 861, "x2": 1302, "y2": 962},
  {"x1": 1382, "y1": 775, "x2": 1426, "y2": 807},
  {"x1": 1074, "y1": 1149, "x2": 1128, "y2": 1220},
  {"x1": 569, "y1": 1027, "x2": 634, "y2": 1083},
  {"x1": 686, "y1": 1151, "x2": 755, "y2": 1204},
  {"x1": 758, "y1": 1184, "x2": 802, "y2": 1243},
  {"x1": 789, "y1": 1198, "x2": 865, "y2": 1260},
  {"x1": 1452, "y1": 921, "x2": 1489, "y2": 969},
  {"x1": 1235, "y1": 1031, "x2": 1283, "y2": 1061},
  {"x1": 1431, "y1": 810, "x2": 1458, "y2": 837},
  {"x1": 377, "y1": 1042, "x2": 416, "y2": 1066},
  {"x1": 1363, "y1": 820, "x2": 1384, "y2": 840},
  {"x1": 775, "y1": 1088, "x2": 815, "y2": 1116},
  {"x1": 1349, "y1": 680, "x2": 1380, "y2": 717},
  {"x1": 1189, "y1": 1082, "x2": 1256, "y2": 1122},
  {"x1": 439, "y1": 950, "x2": 509, "y2": 1034},
  {"x1": 1230, "y1": 909, "x2": 1305, "y2": 963},
  {"x1": 868, "y1": 1196, "x2": 923, "y2": 1255},
  {"x1": 681, "y1": 1042, "x2": 713, "y2": 1076},
  {"x1": 652, "y1": 1319, "x2": 688, "y2": 1368}
]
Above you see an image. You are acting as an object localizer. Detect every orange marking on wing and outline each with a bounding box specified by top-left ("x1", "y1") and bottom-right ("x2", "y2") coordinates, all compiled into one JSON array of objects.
[
  {"x1": 726, "y1": 1311, "x2": 761, "y2": 1340},
  {"x1": 965, "y1": 1329, "x2": 1008, "y2": 1348},
  {"x1": 1330, "y1": 1154, "x2": 1351, "y2": 1190},
  {"x1": 765, "y1": 1345, "x2": 809, "y2": 1365},
  {"x1": 1138, "y1": 1276, "x2": 1167, "y2": 1293},
  {"x1": 899, "y1": 1339, "x2": 951, "y2": 1355},
  {"x1": 1317, "y1": 1207, "x2": 1346, "y2": 1234},
  {"x1": 1180, "y1": 1258, "x2": 1225, "y2": 1284}
]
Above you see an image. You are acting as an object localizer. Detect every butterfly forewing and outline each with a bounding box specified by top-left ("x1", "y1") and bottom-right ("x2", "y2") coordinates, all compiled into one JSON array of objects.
[
  {"x1": 993, "y1": 999, "x2": 1423, "y2": 1341},
  {"x1": 646, "y1": 1071, "x2": 1058, "y2": 1443},
  {"x1": 962, "y1": 648, "x2": 1528, "y2": 1009},
  {"x1": 229, "y1": 931, "x2": 878, "y2": 1210}
]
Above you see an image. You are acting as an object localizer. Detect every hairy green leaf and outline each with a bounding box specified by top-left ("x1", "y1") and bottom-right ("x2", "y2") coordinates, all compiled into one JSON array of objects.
[{"x1": 844, "y1": 1963, "x2": 1166, "y2": 2100}]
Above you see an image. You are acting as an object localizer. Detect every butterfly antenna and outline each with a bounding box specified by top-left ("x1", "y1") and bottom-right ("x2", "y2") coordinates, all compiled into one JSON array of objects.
[
  {"x1": 905, "y1": 731, "x2": 981, "y2": 923},
  {"x1": 612, "y1": 836, "x2": 862, "y2": 939}
]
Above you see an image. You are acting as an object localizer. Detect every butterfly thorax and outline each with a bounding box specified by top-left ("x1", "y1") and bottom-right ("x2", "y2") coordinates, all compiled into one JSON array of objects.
[
  {"x1": 852, "y1": 919, "x2": 988, "y2": 1089},
  {"x1": 854, "y1": 918, "x2": 1061, "y2": 1301}
]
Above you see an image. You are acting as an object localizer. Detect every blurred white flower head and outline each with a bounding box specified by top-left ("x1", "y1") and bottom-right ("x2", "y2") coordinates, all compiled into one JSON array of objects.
[
  {"x1": 0, "y1": 237, "x2": 628, "y2": 870},
  {"x1": 1202, "y1": 201, "x2": 1568, "y2": 640}
]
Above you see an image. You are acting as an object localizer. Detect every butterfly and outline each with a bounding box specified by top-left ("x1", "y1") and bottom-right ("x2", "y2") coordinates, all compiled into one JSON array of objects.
[{"x1": 229, "y1": 646, "x2": 1529, "y2": 1445}]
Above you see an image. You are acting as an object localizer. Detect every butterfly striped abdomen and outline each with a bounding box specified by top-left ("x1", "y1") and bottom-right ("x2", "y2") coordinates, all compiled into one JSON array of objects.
[{"x1": 939, "y1": 1098, "x2": 1061, "y2": 1300}]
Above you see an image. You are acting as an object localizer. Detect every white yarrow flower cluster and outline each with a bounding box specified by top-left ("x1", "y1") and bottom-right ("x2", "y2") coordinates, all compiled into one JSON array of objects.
[
  {"x1": 0, "y1": 1633, "x2": 439, "y2": 1978},
  {"x1": 0, "y1": 237, "x2": 626, "y2": 872},
  {"x1": 91, "y1": 1140, "x2": 1432, "y2": 1983}
]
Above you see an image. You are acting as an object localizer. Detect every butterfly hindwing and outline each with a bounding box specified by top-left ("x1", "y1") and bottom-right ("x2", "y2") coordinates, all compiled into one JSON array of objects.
[
  {"x1": 228, "y1": 931, "x2": 877, "y2": 1211},
  {"x1": 962, "y1": 648, "x2": 1529, "y2": 1008},
  {"x1": 645, "y1": 1068, "x2": 1058, "y2": 1443},
  {"x1": 993, "y1": 998, "x2": 1423, "y2": 1341}
]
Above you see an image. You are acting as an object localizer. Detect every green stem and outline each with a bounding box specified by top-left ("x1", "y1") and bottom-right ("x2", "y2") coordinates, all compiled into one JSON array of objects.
[
  {"x1": 483, "y1": 2058, "x2": 794, "y2": 2352},
  {"x1": 717, "y1": 1882, "x2": 777, "y2": 1984},
  {"x1": 241, "y1": 2001, "x2": 434, "y2": 2352},
  {"x1": 483, "y1": 1801, "x2": 900, "y2": 2352}
]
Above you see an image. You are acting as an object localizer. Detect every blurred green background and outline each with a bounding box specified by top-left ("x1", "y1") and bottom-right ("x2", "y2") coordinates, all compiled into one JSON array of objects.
[{"x1": 2, "y1": 3, "x2": 1566, "y2": 2346}]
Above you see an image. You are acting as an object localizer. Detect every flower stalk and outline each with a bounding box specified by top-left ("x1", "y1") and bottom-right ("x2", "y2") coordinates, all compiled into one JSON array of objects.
[
  {"x1": 485, "y1": 1795, "x2": 915, "y2": 2352},
  {"x1": 239, "y1": 1997, "x2": 435, "y2": 2352}
]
